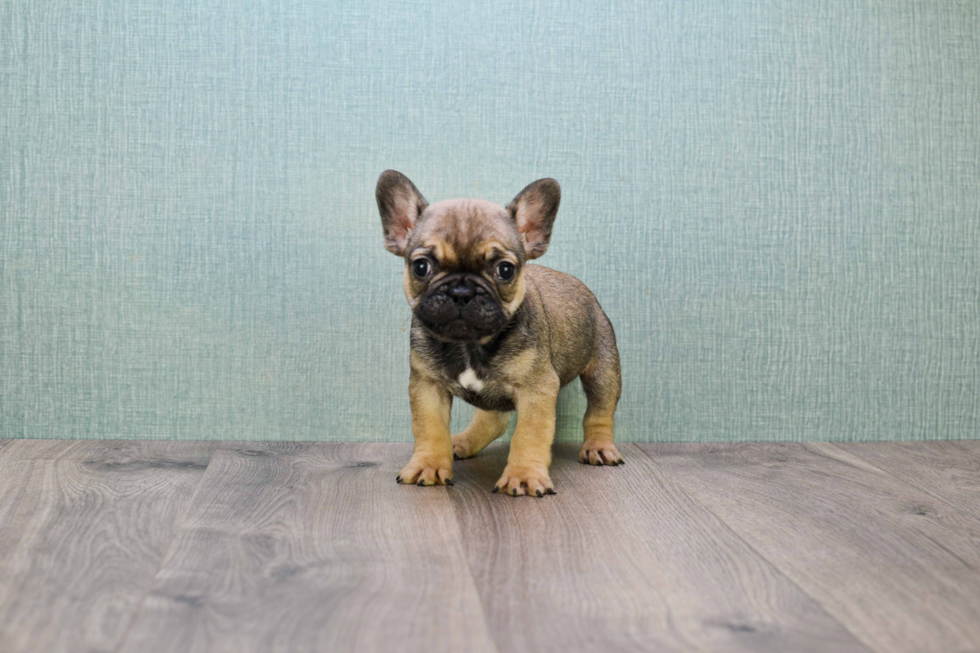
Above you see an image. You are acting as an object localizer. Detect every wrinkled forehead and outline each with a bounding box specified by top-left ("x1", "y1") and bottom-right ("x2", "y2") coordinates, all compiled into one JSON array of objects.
[{"x1": 409, "y1": 199, "x2": 523, "y2": 267}]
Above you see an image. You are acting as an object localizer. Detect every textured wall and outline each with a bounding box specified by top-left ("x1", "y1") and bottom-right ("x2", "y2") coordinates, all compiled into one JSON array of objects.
[{"x1": 1, "y1": 0, "x2": 978, "y2": 442}]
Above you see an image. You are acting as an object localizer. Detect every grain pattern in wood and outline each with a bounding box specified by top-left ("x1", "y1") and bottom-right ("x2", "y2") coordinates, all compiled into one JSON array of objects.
[
  {"x1": 829, "y1": 441, "x2": 980, "y2": 524},
  {"x1": 0, "y1": 439, "x2": 215, "y2": 653},
  {"x1": 638, "y1": 442, "x2": 980, "y2": 653},
  {"x1": 117, "y1": 442, "x2": 496, "y2": 653},
  {"x1": 448, "y1": 442, "x2": 870, "y2": 653}
]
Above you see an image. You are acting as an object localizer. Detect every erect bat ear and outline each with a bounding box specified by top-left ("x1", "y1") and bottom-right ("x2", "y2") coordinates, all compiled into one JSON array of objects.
[
  {"x1": 506, "y1": 178, "x2": 560, "y2": 260},
  {"x1": 376, "y1": 170, "x2": 428, "y2": 256}
]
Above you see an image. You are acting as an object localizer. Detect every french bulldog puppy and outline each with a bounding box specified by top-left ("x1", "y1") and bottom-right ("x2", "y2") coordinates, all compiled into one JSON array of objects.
[{"x1": 376, "y1": 170, "x2": 622, "y2": 497}]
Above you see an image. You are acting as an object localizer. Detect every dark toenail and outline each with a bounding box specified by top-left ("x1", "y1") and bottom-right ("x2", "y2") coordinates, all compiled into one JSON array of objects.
[
  {"x1": 453, "y1": 453, "x2": 459, "y2": 460},
  {"x1": 417, "y1": 480, "x2": 425, "y2": 486},
  {"x1": 492, "y1": 486, "x2": 499, "y2": 493},
  {"x1": 396, "y1": 476, "x2": 403, "y2": 483},
  {"x1": 546, "y1": 488, "x2": 556, "y2": 494},
  {"x1": 445, "y1": 479, "x2": 454, "y2": 486},
  {"x1": 511, "y1": 489, "x2": 518, "y2": 496},
  {"x1": 536, "y1": 489, "x2": 543, "y2": 497}
]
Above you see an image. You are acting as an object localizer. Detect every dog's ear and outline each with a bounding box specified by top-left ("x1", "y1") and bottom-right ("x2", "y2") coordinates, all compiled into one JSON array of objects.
[
  {"x1": 376, "y1": 170, "x2": 428, "y2": 256},
  {"x1": 507, "y1": 178, "x2": 560, "y2": 260}
]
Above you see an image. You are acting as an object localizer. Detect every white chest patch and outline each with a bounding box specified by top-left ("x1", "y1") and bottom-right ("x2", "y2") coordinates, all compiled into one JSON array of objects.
[{"x1": 458, "y1": 368, "x2": 485, "y2": 393}]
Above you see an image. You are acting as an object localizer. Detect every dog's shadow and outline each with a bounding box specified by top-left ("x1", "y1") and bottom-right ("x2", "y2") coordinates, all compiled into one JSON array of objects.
[{"x1": 453, "y1": 440, "x2": 586, "y2": 494}]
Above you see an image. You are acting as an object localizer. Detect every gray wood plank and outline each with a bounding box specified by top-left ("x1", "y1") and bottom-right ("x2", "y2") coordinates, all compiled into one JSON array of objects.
[
  {"x1": 639, "y1": 442, "x2": 980, "y2": 653},
  {"x1": 448, "y1": 442, "x2": 870, "y2": 653},
  {"x1": 0, "y1": 439, "x2": 216, "y2": 653},
  {"x1": 829, "y1": 441, "x2": 980, "y2": 524},
  {"x1": 117, "y1": 443, "x2": 496, "y2": 653}
]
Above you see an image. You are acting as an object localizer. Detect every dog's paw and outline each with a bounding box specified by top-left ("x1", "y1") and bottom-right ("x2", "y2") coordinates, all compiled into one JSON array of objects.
[
  {"x1": 580, "y1": 441, "x2": 624, "y2": 466},
  {"x1": 396, "y1": 454, "x2": 453, "y2": 486},
  {"x1": 493, "y1": 465, "x2": 555, "y2": 497},
  {"x1": 451, "y1": 434, "x2": 477, "y2": 460}
]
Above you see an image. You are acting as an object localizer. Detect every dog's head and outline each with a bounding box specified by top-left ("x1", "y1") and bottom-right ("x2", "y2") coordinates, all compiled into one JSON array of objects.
[{"x1": 376, "y1": 170, "x2": 560, "y2": 343}]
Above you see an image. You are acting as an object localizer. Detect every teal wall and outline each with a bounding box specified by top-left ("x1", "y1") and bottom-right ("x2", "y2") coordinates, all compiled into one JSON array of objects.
[{"x1": 2, "y1": 1, "x2": 978, "y2": 442}]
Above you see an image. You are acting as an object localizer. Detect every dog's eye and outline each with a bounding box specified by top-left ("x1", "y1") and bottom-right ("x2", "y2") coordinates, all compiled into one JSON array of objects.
[
  {"x1": 412, "y1": 258, "x2": 432, "y2": 278},
  {"x1": 495, "y1": 261, "x2": 516, "y2": 281}
]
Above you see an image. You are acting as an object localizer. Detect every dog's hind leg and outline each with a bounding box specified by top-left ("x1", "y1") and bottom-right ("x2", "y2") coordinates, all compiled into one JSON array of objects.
[
  {"x1": 452, "y1": 409, "x2": 510, "y2": 460},
  {"x1": 579, "y1": 322, "x2": 623, "y2": 466}
]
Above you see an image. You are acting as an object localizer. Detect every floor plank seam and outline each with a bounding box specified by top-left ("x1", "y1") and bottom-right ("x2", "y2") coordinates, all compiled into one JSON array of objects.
[
  {"x1": 109, "y1": 442, "x2": 220, "y2": 653},
  {"x1": 629, "y1": 444, "x2": 880, "y2": 653},
  {"x1": 819, "y1": 443, "x2": 980, "y2": 554},
  {"x1": 833, "y1": 445, "x2": 980, "y2": 575},
  {"x1": 444, "y1": 489, "x2": 503, "y2": 653}
]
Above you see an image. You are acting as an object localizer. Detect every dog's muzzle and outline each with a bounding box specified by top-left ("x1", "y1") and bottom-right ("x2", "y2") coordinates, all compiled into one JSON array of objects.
[{"x1": 415, "y1": 275, "x2": 508, "y2": 341}]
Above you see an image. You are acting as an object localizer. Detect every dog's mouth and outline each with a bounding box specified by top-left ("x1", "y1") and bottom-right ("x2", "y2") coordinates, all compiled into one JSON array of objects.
[
  {"x1": 415, "y1": 276, "x2": 508, "y2": 342},
  {"x1": 425, "y1": 317, "x2": 498, "y2": 342}
]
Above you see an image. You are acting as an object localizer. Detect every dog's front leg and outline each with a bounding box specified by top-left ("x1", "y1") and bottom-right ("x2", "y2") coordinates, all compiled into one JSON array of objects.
[
  {"x1": 397, "y1": 372, "x2": 454, "y2": 486},
  {"x1": 494, "y1": 375, "x2": 559, "y2": 497}
]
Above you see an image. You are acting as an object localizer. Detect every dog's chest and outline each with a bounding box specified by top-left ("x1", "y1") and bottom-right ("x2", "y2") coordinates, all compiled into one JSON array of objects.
[
  {"x1": 448, "y1": 367, "x2": 515, "y2": 412},
  {"x1": 433, "y1": 343, "x2": 514, "y2": 407},
  {"x1": 456, "y1": 367, "x2": 485, "y2": 393}
]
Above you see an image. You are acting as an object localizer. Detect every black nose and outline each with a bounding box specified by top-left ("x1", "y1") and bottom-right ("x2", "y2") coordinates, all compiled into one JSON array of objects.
[{"x1": 448, "y1": 279, "x2": 476, "y2": 304}]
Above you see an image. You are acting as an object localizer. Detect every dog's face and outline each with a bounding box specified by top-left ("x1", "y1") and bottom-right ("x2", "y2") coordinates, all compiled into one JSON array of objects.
[{"x1": 376, "y1": 171, "x2": 560, "y2": 343}]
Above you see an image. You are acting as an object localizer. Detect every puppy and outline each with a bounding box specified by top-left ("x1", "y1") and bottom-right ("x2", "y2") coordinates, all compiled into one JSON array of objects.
[{"x1": 376, "y1": 170, "x2": 622, "y2": 497}]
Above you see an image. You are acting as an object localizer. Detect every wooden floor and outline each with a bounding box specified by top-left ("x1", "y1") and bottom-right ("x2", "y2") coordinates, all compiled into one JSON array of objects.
[{"x1": 1, "y1": 440, "x2": 979, "y2": 653}]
